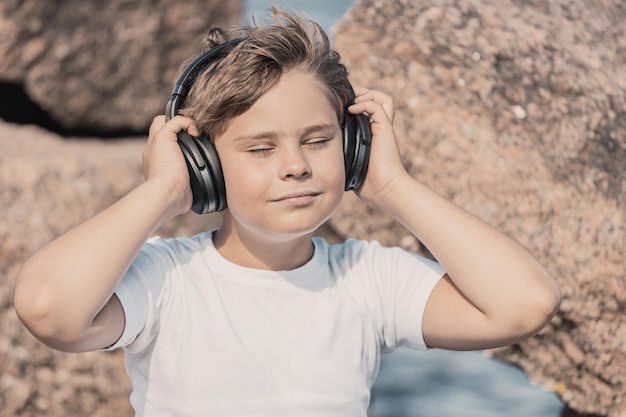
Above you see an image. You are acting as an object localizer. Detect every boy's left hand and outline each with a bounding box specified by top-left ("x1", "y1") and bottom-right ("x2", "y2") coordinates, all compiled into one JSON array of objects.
[{"x1": 348, "y1": 87, "x2": 409, "y2": 207}]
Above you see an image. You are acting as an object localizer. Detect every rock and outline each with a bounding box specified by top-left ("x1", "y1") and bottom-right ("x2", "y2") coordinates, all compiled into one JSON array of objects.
[
  {"x1": 332, "y1": 0, "x2": 625, "y2": 416},
  {"x1": 0, "y1": 0, "x2": 242, "y2": 132}
]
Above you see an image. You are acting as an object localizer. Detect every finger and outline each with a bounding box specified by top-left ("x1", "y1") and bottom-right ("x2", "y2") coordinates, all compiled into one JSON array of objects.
[
  {"x1": 349, "y1": 97, "x2": 395, "y2": 125},
  {"x1": 352, "y1": 88, "x2": 395, "y2": 121},
  {"x1": 352, "y1": 86, "x2": 389, "y2": 102},
  {"x1": 180, "y1": 117, "x2": 201, "y2": 137},
  {"x1": 352, "y1": 85, "x2": 370, "y2": 97},
  {"x1": 352, "y1": 86, "x2": 376, "y2": 102},
  {"x1": 348, "y1": 100, "x2": 392, "y2": 126},
  {"x1": 149, "y1": 115, "x2": 167, "y2": 136},
  {"x1": 159, "y1": 115, "x2": 201, "y2": 139}
]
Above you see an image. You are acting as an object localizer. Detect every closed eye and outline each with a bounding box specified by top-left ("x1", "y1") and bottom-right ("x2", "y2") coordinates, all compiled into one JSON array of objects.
[
  {"x1": 304, "y1": 138, "x2": 333, "y2": 150},
  {"x1": 247, "y1": 147, "x2": 274, "y2": 158}
]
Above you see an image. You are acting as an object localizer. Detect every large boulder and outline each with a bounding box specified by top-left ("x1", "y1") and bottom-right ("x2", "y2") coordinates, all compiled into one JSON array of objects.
[
  {"x1": 0, "y1": 0, "x2": 242, "y2": 132},
  {"x1": 332, "y1": 1, "x2": 625, "y2": 416}
]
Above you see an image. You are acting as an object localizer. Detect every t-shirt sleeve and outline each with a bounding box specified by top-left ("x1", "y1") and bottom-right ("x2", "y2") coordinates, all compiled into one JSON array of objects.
[
  {"x1": 389, "y1": 251, "x2": 445, "y2": 350},
  {"x1": 102, "y1": 238, "x2": 173, "y2": 352},
  {"x1": 357, "y1": 240, "x2": 445, "y2": 352}
]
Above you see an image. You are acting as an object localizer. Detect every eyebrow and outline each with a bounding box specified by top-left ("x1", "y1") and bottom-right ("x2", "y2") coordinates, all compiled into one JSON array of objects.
[{"x1": 233, "y1": 123, "x2": 338, "y2": 143}]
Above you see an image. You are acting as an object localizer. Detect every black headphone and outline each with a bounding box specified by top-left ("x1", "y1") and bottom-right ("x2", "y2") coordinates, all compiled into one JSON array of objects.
[{"x1": 165, "y1": 38, "x2": 372, "y2": 214}]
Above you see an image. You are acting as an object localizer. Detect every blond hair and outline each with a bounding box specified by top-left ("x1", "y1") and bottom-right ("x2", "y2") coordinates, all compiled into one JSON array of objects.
[{"x1": 178, "y1": 6, "x2": 351, "y2": 140}]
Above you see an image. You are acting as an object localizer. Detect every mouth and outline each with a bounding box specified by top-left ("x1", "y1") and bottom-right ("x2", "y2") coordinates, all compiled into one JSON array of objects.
[{"x1": 272, "y1": 190, "x2": 322, "y2": 206}]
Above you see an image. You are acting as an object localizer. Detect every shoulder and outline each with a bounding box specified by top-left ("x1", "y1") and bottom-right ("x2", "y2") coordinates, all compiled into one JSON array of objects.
[
  {"x1": 145, "y1": 230, "x2": 215, "y2": 251},
  {"x1": 120, "y1": 231, "x2": 217, "y2": 285},
  {"x1": 138, "y1": 231, "x2": 215, "y2": 260},
  {"x1": 319, "y1": 237, "x2": 439, "y2": 270},
  {"x1": 316, "y1": 236, "x2": 378, "y2": 257},
  {"x1": 318, "y1": 237, "x2": 445, "y2": 294}
]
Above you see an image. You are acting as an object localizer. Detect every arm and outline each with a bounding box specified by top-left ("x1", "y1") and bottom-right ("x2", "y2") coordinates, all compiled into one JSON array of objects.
[
  {"x1": 349, "y1": 88, "x2": 560, "y2": 351},
  {"x1": 13, "y1": 116, "x2": 196, "y2": 353}
]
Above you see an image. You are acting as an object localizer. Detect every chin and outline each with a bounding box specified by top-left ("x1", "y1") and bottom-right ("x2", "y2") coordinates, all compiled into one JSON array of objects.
[
  {"x1": 266, "y1": 223, "x2": 322, "y2": 240},
  {"x1": 262, "y1": 214, "x2": 332, "y2": 241}
]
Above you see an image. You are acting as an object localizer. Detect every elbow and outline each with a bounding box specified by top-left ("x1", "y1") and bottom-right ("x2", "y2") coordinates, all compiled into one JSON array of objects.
[
  {"x1": 513, "y1": 274, "x2": 561, "y2": 338},
  {"x1": 546, "y1": 279, "x2": 562, "y2": 317},
  {"x1": 14, "y1": 271, "x2": 84, "y2": 351},
  {"x1": 14, "y1": 278, "x2": 61, "y2": 344},
  {"x1": 536, "y1": 269, "x2": 561, "y2": 323},
  {"x1": 532, "y1": 283, "x2": 561, "y2": 330}
]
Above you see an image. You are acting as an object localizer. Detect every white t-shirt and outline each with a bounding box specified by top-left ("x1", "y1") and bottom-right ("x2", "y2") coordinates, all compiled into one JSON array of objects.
[{"x1": 109, "y1": 231, "x2": 444, "y2": 417}]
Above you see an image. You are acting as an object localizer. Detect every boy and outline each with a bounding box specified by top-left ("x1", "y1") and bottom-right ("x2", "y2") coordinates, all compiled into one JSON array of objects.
[{"x1": 14, "y1": 7, "x2": 560, "y2": 417}]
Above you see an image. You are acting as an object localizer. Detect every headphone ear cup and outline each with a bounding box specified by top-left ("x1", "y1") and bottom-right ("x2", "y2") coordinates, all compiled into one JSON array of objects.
[
  {"x1": 342, "y1": 112, "x2": 372, "y2": 191},
  {"x1": 177, "y1": 131, "x2": 227, "y2": 214}
]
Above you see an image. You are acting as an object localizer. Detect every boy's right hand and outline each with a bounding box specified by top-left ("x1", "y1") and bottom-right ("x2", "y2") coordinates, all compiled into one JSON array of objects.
[{"x1": 142, "y1": 115, "x2": 200, "y2": 216}]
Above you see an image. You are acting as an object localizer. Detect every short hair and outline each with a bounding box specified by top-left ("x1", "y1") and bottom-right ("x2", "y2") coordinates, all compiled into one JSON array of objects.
[{"x1": 177, "y1": 6, "x2": 351, "y2": 140}]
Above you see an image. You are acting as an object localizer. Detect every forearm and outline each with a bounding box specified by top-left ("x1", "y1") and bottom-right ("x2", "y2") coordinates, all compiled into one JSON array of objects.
[
  {"x1": 14, "y1": 179, "x2": 182, "y2": 343},
  {"x1": 381, "y1": 173, "x2": 560, "y2": 328}
]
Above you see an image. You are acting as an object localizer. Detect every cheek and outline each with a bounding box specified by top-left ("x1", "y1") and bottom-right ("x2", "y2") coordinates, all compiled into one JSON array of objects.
[
  {"x1": 222, "y1": 163, "x2": 257, "y2": 201},
  {"x1": 220, "y1": 156, "x2": 275, "y2": 211},
  {"x1": 326, "y1": 145, "x2": 347, "y2": 186}
]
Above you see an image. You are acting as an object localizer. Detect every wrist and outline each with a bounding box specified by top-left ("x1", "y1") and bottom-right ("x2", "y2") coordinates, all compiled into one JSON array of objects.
[
  {"x1": 361, "y1": 168, "x2": 413, "y2": 209},
  {"x1": 139, "y1": 176, "x2": 192, "y2": 221}
]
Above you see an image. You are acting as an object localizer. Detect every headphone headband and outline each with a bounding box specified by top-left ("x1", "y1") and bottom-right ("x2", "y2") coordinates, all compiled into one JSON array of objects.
[{"x1": 166, "y1": 38, "x2": 246, "y2": 120}]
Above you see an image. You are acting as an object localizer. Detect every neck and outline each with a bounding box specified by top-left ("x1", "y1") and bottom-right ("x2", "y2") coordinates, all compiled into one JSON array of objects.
[{"x1": 213, "y1": 220, "x2": 316, "y2": 271}]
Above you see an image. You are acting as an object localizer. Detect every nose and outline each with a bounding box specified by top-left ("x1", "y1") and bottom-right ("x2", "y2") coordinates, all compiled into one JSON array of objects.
[{"x1": 279, "y1": 145, "x2": 311, "y2": 181}]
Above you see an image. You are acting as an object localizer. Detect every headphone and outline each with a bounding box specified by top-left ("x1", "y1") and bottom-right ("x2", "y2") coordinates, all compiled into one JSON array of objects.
[{"x1": 165, "y1": 38, "x2": 372, "y2": 214}]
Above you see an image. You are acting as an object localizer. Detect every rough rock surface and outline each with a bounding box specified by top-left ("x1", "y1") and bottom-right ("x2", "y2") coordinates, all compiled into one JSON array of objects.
[
  {"x1": 0, "y1": 0, "x2": 242, "y2": 132},
  {"x1": 332, "y1": 1, "x2": 625, "y2": 416}
]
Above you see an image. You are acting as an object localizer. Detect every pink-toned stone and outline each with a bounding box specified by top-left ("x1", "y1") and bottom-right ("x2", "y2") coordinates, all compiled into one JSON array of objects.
[{"x1": 0, "y1": 0, "x2": 242, "y2": 131}]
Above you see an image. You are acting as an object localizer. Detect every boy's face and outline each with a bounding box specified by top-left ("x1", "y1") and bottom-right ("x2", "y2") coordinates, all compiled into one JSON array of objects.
[{"x1": 215, "y1": 71, "x2": 345, "y2": 240}]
